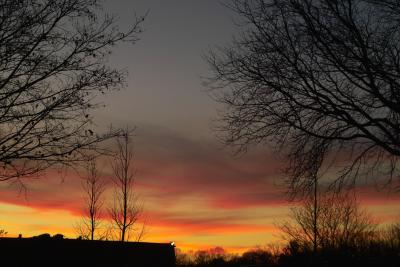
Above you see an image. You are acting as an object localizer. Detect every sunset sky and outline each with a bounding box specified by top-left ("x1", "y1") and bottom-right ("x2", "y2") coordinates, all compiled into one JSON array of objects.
[{"x1": 1, "y1": 0, "x2": 399, "y2": 254}]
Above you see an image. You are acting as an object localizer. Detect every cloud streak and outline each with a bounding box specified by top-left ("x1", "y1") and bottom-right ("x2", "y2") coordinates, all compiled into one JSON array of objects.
[{"x1": 0, "y1": 124, "x2": 399, "y2": 249}]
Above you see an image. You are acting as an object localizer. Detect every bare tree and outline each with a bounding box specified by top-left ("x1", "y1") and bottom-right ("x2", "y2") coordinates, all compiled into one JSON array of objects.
[
  {"x1": 207, "y1": 0, "x2": 400, "y2": 191},
  {"x1": 0, "y1": 229, "x2": 7, "y2": 237},
  {"x1": 286, "y1": 140, "x2": 327, "y2": 254},
  {"x1": 109, "y1": 128, "x2": 142, "y2": 242},
  {"x1": 382, "y1": 221, "x2": 400, "y2": 251},
  {"x1": 280, "y1": 191, "x2": 376, "y2": 252},
  {"x1": 75, "y1": 157, "x2": 106, "y2": 240},
  {"x1": 0, "y1": 0, "x2": 144, "y2": 183}
]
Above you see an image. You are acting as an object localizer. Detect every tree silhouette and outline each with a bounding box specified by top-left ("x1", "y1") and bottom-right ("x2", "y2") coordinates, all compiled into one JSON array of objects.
[
  {"x1": 381, "y1": 221, "x2": 400, "y2": 252},
  {"x1": 280, "y1": 191, "x2": 375, "y2": 254},
  {"x1": 0, "y1": 229, "x2": 7, "y2": 237},
  {"x1": 0, "y1": 0, "x2": 144, "y2": 182},
  {"x1": 207, "y1": 0, "x2": 400, "y2": 191},
  {"x1": 109, "y1": 127, "x2": 142, "y2": 242},
  {"x1": 75, "y1": 157, "x2": 106, "y2": 240}
]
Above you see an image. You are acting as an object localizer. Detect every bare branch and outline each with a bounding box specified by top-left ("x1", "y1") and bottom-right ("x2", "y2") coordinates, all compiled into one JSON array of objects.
[
  {"x1": 75, "y1": 157, "x2": 106, "y2": 240},
  {"x1": 0, "y1": 0, "x2": 145, "y2": 181},
  {"x1": 108, "y1": 127, "x2": 144, "y2": 242},
  {"x1": 207, "y1": 0, "x2": 400, "y2": 192}
]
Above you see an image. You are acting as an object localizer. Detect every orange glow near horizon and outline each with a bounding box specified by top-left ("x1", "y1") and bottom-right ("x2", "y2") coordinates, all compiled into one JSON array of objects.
[
  {"x1": 0, "y1": 145, "x2": 399, "y2": 254},
  {"x1": 0, "y1": 199, "x2": 282, "y2": 254},
  {"x1": 1, "y1": 176, "x2": 399, "y2": 254},
  {"x1": 1, "y1": 0, "x2": 400, "y2": 257}
]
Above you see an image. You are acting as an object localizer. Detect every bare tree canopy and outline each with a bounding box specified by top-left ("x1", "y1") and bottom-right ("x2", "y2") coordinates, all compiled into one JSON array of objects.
[
  {"x1": 280, "y1": 192, "x2": 375, "y2": 252},
  {"x1": 207, "y1": 0, "x2": 400, "y2": 191},
  {"x1": 109, "y1": 128, "x2": 142, "y2": 242},
  {"x1": 0, "y1": 0, "x2": 144, "y2": 181},
  {"x1": 75, "y1": 157, "x2": 106, "y2": 240},
  {"x1": 0, "y1": 229, "x2": 7, "y2": 237}
]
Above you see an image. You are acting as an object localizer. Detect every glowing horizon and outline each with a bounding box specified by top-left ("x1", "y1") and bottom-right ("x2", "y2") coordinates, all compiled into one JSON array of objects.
[
  {"x1": 1, "y1": 0, "x2": 400, "y2": 255},
  {"x1": 1, "y1": 141, "x2": 399, "y2": 254}
]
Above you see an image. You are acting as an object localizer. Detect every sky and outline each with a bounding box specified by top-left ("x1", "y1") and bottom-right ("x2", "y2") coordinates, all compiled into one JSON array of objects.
[{"x1": 0, "y1": 0, "x2": 400, "y2": 254}]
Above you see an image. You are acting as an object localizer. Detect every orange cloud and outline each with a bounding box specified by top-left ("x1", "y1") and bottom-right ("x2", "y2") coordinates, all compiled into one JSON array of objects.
[{"x1": 0, "y1": 125, "x2": 399, "y2": 252}]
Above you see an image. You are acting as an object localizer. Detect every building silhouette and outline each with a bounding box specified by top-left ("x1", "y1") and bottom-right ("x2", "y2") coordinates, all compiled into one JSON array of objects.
[{"x1": 0, "y1": 235, "x2": 175, "y2": 267}]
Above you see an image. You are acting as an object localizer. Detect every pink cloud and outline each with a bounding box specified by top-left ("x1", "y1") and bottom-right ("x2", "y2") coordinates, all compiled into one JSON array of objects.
[
  {"x1": 145, "y1": 210, "x2": 276, "y2": 235},
  {"x1": 0, "y1": 124, "x2": 398, "y2": 238}
]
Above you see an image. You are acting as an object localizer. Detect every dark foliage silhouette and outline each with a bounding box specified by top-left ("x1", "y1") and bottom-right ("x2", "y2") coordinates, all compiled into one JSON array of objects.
[
  {"x1": 207, "y1": 0, "x2": 400, "y2": 192},
  {"x1": 176, "y1": 228, "x2": 400, "y2": 267},
  {"x1": 278, "y1": 223, "x2": 399, "y2": 267},
  {"x1": 0, "y1": 0, "x2": 144, "y2": 183},
  {"x1": 176, "y1": 247, "x2": 275, "y2": 267}
]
